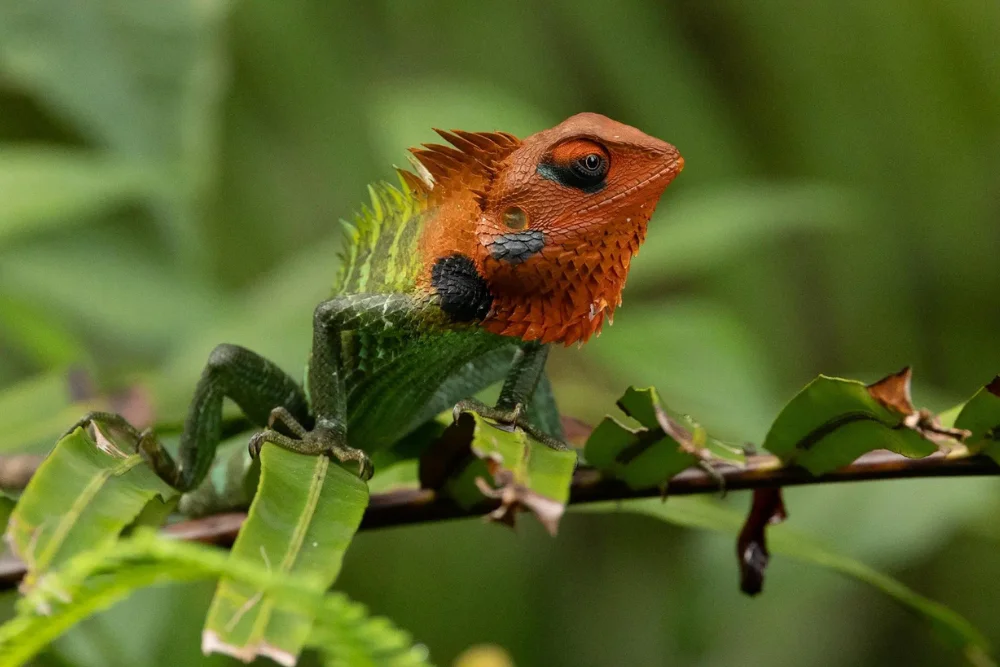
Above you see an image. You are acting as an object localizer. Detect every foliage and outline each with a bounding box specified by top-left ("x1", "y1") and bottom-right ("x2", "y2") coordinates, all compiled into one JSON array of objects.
[
  {"x1": 0, "y1": 0, "x2": 999, "y2": 666},
  {"x1": 578, "y1": 497, "x2": 993, "y2": 666},
  {"x1": 423, "y1": 411, "x2": 578, "y2": 535},
  {"x1": 204, "y1": 444, "x2": 369, "y2": 665},
  {"x1": 5, "y1": 368, "x2": 998, "y2": 664},
  {"x1": 7, "y1": 424, "x2": 177, "y2": 589},
  {"x1": 579, "y1": 372, "x2": 998, "y2": 664},
  {"x1": 0, "y1": 530, "x2": 429, "y2": 667}
]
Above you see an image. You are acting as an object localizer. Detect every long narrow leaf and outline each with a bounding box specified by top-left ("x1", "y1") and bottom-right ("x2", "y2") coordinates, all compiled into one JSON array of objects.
[
  {"x1": 5, "y1": 422, "x2": 178, "y2": 590},
  {"x1": 0, "y1": 530, "x2": 428, "y2": 667},
  {"x1": 203, "y1": 443, "x2": 369, "y2": 666}
]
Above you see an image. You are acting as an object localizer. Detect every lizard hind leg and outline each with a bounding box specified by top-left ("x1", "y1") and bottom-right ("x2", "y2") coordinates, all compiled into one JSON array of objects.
[
  {"x1": 62, "y1": 344, "x2": 313, "y2": 492},
  {"x1": 452, "y1": 341, "x2": 570, "y2": 452},
  {"x1": 248, "y1": 409, "x2": 374, "y2": 481},
  {"x1": 453, "y1": 397, "x2": 570, "y2": 452}
]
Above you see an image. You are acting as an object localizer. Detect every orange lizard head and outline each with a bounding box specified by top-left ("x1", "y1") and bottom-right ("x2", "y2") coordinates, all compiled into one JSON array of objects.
[{"x1": 415, "y1": 113, "x2": 683, "y2": 345}]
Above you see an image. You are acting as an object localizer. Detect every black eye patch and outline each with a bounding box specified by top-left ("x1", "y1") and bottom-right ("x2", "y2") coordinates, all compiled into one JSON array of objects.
[
  {"x1": 536, "y1": 154, "x2": 608, "y2": 193},
  {"x1": 487, "y1": 230, "x2": 545, "y2": 265}
]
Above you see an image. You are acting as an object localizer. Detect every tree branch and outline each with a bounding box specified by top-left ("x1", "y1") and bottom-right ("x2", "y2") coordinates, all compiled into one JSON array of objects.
[{"x1": 0, "y1": 449, "x2": 996, "y2": 589}]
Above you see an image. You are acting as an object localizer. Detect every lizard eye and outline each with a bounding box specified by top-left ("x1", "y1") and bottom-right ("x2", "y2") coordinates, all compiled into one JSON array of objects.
[
  {"x1": 571, "y1": 153, "x2": 609, "y2": 183},
  {"x1": 538, "y1": 139, "x2": 611, "y2": 192}
]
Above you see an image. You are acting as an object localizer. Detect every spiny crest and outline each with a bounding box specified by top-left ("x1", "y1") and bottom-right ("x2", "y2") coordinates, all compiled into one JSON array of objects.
[
  {"x1": 334, "y1": 177, "x2": 429, "y2": 296},
  {"x1": 408, "y1": 129, "x2": 521, "y2": 208},
  {"x1": 334, "y1": 129, "x2": 521, "y2": 297}
]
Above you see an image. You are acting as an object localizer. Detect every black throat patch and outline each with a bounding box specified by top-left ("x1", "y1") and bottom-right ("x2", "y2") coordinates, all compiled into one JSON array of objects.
[
  {"x1": 431, "y1": 253, "x2": 493, "y2": 322},
  {"x1": 487, "y1": 230, "x2": 545, "y2": 265}
]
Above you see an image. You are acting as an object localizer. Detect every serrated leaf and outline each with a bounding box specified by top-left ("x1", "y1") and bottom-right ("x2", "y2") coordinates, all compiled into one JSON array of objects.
[
  {"x1": 578, "y1": 497, "x2": 992, "y2": 665},
  {"x1": 203, "y1": 443, "x2": 369, "y2": 667},
  {"x1": 5, "y1": 420, "x2": 178, "y2": 591},
  {"x1": 763, "y1": 369, "x2": 947, "y2": 475},
  {"x1": 954, "y1": 376, "x2": 1000, "y2": 463},
  {"x1": 431, "y1": 412, "x2": 577, "y2": 536},
  {"x1": 584, "y1": 386, "x2": 744, "y2": 490}
]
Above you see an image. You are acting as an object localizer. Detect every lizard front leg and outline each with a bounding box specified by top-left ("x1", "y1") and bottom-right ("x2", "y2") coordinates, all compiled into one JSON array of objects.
[
  {"x1": 248, "y1": 293, "x2": 419, "y2": 481},
  {"x1": 65, "y1": 344, "x2": 311, "y2": 492},
  {"x1": 454, "y1": 340, "x2": 569, "y2": 450}
]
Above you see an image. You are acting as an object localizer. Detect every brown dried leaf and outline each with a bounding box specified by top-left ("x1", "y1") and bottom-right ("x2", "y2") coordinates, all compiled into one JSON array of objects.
[
  {"x1": 867, "y1": 367, "x2": 969, "y2": 447},
  {"x1": 866, "y1": 367, "x2": 916, "y2": 416},
  {"x1": 559, "y1": 416, "x2": 593, "y2": 446},
  {"x1": 737, "y1": 488, "x2": 787, "y2": 596},
  {"x1": 473, "y1": 470, "x2": 566, "y2": 536}
]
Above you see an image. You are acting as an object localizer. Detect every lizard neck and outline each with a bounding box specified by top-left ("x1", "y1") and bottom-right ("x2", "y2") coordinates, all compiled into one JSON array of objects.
[{"x1": 479, "y1": 208, "x2": 650, "y2": 346}]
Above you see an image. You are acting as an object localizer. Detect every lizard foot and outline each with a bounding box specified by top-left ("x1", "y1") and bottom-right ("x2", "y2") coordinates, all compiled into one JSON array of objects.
[
  {"x1": 697, "y1": 459, "x2": 727, "y2": 498},
  {"x1": 248, "y1": 407, "x2": 373, "y2": 481},
  {"x1": 64, "y1": 411, "x2": 183, "y2": 488},
  {"x1": 452, "y1": 398, "x2": 570, "y2": 452}
]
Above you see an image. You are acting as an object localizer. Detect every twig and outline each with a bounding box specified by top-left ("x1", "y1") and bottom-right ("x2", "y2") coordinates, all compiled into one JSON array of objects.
[{"x1": 0, "y1": 449, "x2": 996, "y2": 589}]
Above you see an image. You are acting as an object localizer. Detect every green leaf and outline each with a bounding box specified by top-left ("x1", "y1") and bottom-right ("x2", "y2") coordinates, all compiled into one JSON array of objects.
[
  {"x1": 0, "y1": 235, "x2": 221, "y2": 349},
  {"x1": 437, "y1": 411, "x2": 577, "y2": 536},
  {"x1": 0, "y1": 0, "x2": 231, "y2": 267},
  {"x1": 584, "y1": 386, "x2": 744, "y2": 490},
  {"x1": 0, "y1": 530, "x2": 429, "y2": 667},
  {"x1": 0, "y1": 149, "x2": 159, "y2": 244},
  {"x1": 5, "y1": 421, "x2": 178, "y2": 590},
  {"x1": 203, "y1": 443, "x2": 369, "y2": 666},
  {"x1": 0, "y1": 295, "x2": 90, "y2": 370},
  {"x1": 579, "y1": 497, "x2": 992, "y2": 665},
  {"x1": 0, "y1": 495, "x2": 15, "y2": 537},
  {"x1": 954, "y1": 377, "x2": 1000, "y2": 462},
  {"x1": 627, "y1": 182, "x2": 862, "y2": 284},
  {"x1": 0, "y1": 371, "x2": 80, "y2": 454},
  {"x1": 763, "y1": 372, "x2": 938, "y2": 474}
]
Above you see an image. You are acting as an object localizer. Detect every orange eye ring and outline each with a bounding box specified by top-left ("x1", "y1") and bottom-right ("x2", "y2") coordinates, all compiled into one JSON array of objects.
[{"x1": 549, "y1": 138, "x2": 610, "y2": 169}]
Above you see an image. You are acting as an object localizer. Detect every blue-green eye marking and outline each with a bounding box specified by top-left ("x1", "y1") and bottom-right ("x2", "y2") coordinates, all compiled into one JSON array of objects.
[{"x1": 537, "y1": 152, "x2": 609, "y2": 193}]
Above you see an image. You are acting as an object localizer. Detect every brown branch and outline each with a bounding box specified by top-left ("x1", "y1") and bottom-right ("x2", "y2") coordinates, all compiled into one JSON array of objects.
[{"x1": 0, "y1": 449, "x2": 996, "y2": 589}]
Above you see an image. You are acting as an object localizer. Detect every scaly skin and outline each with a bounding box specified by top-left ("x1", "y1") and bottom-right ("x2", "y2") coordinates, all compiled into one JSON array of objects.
[{"x1": 70, "y1": 113, "x2": 683, "y2": 491}]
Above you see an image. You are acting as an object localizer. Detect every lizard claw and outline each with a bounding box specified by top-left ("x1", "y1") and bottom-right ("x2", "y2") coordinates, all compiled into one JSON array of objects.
[
  {"x1": 248, "y1": 416, "x2": 373, "y2": 481},
  {"x1": 451, "y1": 399, "x2": 570, "y2": 452}
]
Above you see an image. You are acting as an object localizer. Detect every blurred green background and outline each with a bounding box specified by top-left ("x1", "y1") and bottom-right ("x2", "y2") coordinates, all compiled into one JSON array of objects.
[{"x1": 1, "y1": 1, "x2": 999, "y2": 665}]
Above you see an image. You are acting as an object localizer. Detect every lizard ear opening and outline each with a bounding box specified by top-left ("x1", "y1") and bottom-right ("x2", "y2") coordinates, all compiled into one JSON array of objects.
[{"x1": 502, "y1": 206, "x2": 528, "y2": 230}]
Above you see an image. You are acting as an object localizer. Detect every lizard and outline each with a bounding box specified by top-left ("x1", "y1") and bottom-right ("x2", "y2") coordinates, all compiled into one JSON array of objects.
[{"x1": 72, "y1": 112, "x2": 684, "y2": 491}]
